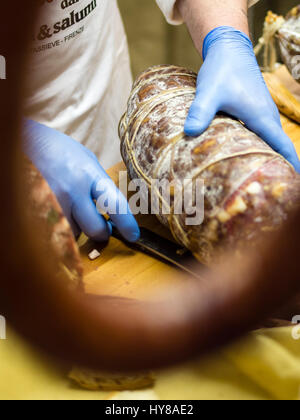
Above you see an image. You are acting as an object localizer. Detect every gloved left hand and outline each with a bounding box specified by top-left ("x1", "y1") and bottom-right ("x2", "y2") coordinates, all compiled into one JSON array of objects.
[
  {"x1": 23, "y1": 119, "x2": 140, "y2": 243},
  {"x1": 184, "y1": 26, "x2": 300, "y2": 173}
]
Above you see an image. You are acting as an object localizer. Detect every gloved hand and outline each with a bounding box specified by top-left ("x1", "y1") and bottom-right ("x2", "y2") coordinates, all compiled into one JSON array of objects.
[
  {"x1": 23, "y1": 120, "x2": 140, "y2": 243},
  {"x1": 184, "y1": 26, "x2": 300, "y2": 173}
]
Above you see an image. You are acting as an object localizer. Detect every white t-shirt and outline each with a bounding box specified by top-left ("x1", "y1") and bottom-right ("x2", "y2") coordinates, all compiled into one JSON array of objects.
[
  {"x1": 24, "y1": 0, "x2": 260, "y2": 169},
  {"x1": 156, "y1": 0, "x2": 260, "y2": 25}
]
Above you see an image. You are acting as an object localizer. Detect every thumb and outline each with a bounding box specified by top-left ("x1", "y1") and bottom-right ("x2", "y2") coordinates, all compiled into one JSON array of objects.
[{"x1": 184, "y1": 85, "x2": 219, "y2": 137}]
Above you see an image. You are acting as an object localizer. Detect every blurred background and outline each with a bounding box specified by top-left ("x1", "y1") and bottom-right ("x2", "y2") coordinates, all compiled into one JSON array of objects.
[{"x1": 118, "y1": 0, "x2": 299, "y2": 78}]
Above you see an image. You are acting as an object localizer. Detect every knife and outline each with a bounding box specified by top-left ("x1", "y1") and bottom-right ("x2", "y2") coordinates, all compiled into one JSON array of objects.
[{"x1": 109, "y1": 221, "x2": 203, "y2": 279}]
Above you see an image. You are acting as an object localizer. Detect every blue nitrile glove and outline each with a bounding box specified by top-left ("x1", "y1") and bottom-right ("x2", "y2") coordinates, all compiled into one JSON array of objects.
[
  {"x1": 23, "y1": 120, "x2": 140, "y2": 243},
  {"x1": 184, "y1": 26, "x2": 300, "y2": 173}
]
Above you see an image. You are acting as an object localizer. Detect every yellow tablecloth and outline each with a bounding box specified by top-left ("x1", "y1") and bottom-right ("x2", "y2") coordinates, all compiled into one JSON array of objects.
[{"x1": 0, "y1": 326, "x2": 299, "y2": 400}]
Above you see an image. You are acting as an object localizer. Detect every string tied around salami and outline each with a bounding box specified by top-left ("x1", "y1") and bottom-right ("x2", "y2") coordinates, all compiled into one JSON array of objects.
[{"x1": 119, "y1": 65, "x2": 300, "y2": 265}]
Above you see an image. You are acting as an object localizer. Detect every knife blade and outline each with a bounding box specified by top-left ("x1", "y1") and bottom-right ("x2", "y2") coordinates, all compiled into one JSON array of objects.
[{"x1": 110, "y1": 222, "x2": 203, "y2": 279}]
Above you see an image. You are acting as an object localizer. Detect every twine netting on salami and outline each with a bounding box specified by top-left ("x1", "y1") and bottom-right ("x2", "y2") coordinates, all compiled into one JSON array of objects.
[
  {"x1": 255, "y1": 5, "x2": 300, "y2": 82},
  {"x1": 119, "y1": 65, "x2": 300, "y2": 265}
]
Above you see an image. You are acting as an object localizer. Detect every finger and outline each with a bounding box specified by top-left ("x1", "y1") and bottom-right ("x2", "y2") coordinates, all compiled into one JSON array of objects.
[
  {"x1": 245, "y1": 118, "x2": 300, "y2": 173},
  {"x1": 184, "y1": 84, "x2": 219, "y2": 137},
  {"x1": 72, "y1": 197, "x2": 111, "y2": 242},
  {"x1": 92, "y1": 176, "x2": 140, "y2": 243},
  {"x1": 80, "y1": 143, "x2": 100, "y2": 164}
]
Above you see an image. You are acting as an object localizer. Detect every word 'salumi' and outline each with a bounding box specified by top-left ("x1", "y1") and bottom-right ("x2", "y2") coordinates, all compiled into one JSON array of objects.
[
  {"x1": 0, "y1": 55, "x2": 6, "y2": 80},
  {"x1": 0, "y1": 316, "x2": 6, "y2": 340}
]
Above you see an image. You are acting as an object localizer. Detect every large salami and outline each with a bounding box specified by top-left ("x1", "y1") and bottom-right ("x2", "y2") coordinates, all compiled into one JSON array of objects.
[{"x1": 119, "y1": 65, "x2": 300, "y2": 265}]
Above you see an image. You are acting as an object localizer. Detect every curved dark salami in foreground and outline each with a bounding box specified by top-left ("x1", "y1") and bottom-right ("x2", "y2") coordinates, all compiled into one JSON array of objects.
[{"x1": 119, "y1": 65, "x2": 300, "y2": 264}]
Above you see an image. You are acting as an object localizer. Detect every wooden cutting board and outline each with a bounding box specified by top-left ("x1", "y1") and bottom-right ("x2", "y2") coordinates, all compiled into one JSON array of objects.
[
  {"x1": 79, "y1": 183, "x2": 184, "y2": 301},
  {"x1": 79, "y1": 69, "x2": 300, "y2": 302}
]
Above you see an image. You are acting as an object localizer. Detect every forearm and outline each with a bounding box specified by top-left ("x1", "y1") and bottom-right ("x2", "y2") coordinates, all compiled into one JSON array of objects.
[{"x1": 177, "y1": 0, "x2": 249, "y2": 55}]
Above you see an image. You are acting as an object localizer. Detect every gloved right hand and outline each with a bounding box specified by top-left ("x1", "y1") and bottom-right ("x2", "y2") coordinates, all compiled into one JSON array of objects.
[
  {"x1": 23, "y1": 119, "x2": 140, "y2": 243},
  {"x1": 184, "y1": 27, "x2": 300, "y2": 173}
]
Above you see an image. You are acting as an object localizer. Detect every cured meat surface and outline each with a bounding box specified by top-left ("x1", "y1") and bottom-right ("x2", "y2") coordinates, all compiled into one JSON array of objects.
[{"x1": 119, "y1": 65, "x2": 300, "y2": 264}]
